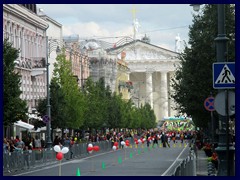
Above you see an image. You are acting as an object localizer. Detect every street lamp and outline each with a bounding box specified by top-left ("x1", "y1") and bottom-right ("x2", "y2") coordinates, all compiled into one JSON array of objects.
[
  {"x1": 45, "y1": 37, "x2": 62, "y2": 148},
  {"x1": 190, "y1": 4, "x2": 235, "y2": 176},
  {"x1": 190, "y1": 4, "x2": 201, "y2": 12},
  {"x1": 214, "y1": 4, "x2": 234, "y2": 176}
]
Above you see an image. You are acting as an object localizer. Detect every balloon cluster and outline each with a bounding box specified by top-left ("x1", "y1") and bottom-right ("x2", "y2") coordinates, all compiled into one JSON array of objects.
[
  {"x1": 112, "y1": 142, "x2": 119, "y2": 151},
  {"x1": 134, "y1": 138, "x2": 146, "y2": 145},
  {"x1": 87, "y1": 143, "x2": 100, "y2": 154},
  {"x1": 54, "y1": 145, "x2": 69, "y2": 161},
  {"x1": 148, "y1": 137, "x2": 153, "y2": 143},
  {"x1": 112, "y1": 140, "x2": 131, "y2": 150},
  {"x1": 124, "y1": 140, "x2": 130, "y2": 147}
]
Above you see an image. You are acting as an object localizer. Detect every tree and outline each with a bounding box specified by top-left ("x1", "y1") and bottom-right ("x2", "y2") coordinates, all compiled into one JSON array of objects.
[
  {"x1": 3, "y1": 39, "x2": 28, "y2": 135},
  {"x1": 107, "y1": 92, "x2": 122, "y2": 129},
  {"x1": 83, "y1": 77, "x2": 110, "y2": 132},
  {"x1": 37, "y1": 51, "x2": 85, "y2": 133},
  {"x1": 171, "y1": 4, "x2": 235, "y2": 128},
  {"x1": 52, "y1": 52, "x2": 85, "y2": 129}
]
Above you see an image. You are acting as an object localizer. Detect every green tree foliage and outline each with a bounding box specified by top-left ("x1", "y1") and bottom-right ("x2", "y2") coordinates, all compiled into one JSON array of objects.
[
  {"x1": 107, "y1": 92, "x2": 122, "y2": 129},
  {"x1": 53, "y1": 52, "x2": 85, "y2": 129},
  {"x1": 83, "y1": 78, "x2": 109, "y2": 131},
  {"x1": 37, "y1": 52, "x2": 85, "y2": 130},
  {"x1": 171, "y1": 4, "x2": 235, "y2": 128},
  {"x1": 120, "y1": 99, "x2": 135, "y2": 128},
  {"x1": 3, "y1": 39, "x2": 28, "y2": 129},
  {"x1": 140, "y1": 103, "x2": 156, "y2": 129},
  {"x1": 82, "y1": 77, "x2": 157, "y2": 131}
]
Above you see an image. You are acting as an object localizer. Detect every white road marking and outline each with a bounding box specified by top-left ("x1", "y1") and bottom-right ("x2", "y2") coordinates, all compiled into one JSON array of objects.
[
  {"x1": 161, "y1": 144, "x2": 189, "y2": 176},
  {"x1": 13, "y1": 150, "x2": 115, "y2": 176}
]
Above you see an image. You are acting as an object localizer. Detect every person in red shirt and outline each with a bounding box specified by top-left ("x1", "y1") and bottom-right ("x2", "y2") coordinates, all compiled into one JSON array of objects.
[{"x1": 211, "y1": 151, "x2": 218, "y2": 170}]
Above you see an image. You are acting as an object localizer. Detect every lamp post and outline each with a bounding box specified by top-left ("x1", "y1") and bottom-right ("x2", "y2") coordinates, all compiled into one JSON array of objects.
[
  {"x1": 214, "y1": 4, "x2": 234, "y2": 176},
  {"x1": 45, "y1": 37, "x2": 62, "y2": 148},
  {"x1": 190, "y1": 4, "x2": 235, "y2": 176}
]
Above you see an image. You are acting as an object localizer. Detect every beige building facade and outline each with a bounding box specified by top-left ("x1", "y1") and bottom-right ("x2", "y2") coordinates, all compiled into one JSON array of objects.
[{"x1": 3, "y1": 4, "x2": 48, "y2": 114}]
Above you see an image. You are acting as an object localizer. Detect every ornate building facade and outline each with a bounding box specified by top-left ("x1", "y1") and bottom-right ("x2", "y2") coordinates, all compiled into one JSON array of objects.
[
  {"x1": 3, "y1": 4, "x2": 48, "y2": 114},
  {"x1": 108, "y1": 40, "x2": 181, "y2": 121},
  {"x1": 115, "y1": 51, "x2": 132, "y2": 100},
  {"x1": 82, "y1": 40, "x2": 117, "y2": 93}
]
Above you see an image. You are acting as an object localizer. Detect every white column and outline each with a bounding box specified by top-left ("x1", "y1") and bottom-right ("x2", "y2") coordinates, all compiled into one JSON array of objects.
[
  {"x1": 126, "y1": 71, "x2": 130, "y2": 99},
  {"x1": 36, "y1": 34, "x2": 39, "y2": 57},
  {"x1": 22, "y1": 28, "x2": 25, "y2": 61},
  {"x1": 146, "y1": 71, "x2": 153, "y2": 108},
  {"x1": 160, "y1": 71, "x2": 168, "y2": 119}
]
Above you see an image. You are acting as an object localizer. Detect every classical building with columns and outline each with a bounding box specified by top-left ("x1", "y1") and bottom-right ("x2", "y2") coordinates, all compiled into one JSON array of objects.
[{"x1": 108, "y1": 39, "x2": 181, "y2": 122}]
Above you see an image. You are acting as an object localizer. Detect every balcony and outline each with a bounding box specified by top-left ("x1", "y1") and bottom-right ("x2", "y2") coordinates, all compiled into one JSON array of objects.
[{"x1": 31, "y1": 57, "x2": 46, "y2": 76}]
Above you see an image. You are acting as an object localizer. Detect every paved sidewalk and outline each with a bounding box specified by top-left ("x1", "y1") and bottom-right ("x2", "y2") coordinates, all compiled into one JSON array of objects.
[{"x1": 196, "y1": 149, "x2": 208, "y2": 176}]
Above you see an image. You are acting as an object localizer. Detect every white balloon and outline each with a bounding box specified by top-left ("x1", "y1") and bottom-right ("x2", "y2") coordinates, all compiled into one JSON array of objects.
[
  {"x1": 121, "y1": 141, "x2": 125, "y2": 145},
  {"x1": 112, "y1": 146, "x2": 117, "y2": 151},
  {"x1": 53, "y1": 145, "x2": 61, "y2": 152},
  {"x1": 143, "y1": 138, "x2": 146, "y2": 142},
  {"x1": 88, "y1": 143, "x2": 93, "y2": 148},
  {"x1": 138, "y1": 139, "x2": 142, "y2": 144},
  {"x1": 61, "y1": 147, "x2": 69, "y2": 154}
]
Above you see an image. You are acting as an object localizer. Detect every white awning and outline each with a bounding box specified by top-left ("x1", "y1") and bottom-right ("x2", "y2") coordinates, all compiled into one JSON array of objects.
[{"x1": 14, "y1": 120, "x2": 34, "y2": 130}]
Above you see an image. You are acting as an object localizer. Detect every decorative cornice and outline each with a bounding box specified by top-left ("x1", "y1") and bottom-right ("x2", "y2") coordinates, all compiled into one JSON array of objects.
[{"x1": 3, "y1": 4, "x2": 48, "y2": 30}]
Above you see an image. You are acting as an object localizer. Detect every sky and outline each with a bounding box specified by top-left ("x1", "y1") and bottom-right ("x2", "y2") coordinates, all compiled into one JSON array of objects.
[{"x1": 37, "y1": 4, "x2": 198, "y2": 51}]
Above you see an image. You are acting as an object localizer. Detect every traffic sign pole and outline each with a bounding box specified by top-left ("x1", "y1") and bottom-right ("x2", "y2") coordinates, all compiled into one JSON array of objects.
[{"x1": 204, "y1": 96, "x2": 215, "y2": 143}]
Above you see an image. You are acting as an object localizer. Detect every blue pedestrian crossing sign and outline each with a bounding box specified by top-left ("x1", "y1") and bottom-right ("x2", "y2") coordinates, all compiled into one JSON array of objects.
[{"x1": 213, "y1": 62, "x2": 235, "y2": 89}]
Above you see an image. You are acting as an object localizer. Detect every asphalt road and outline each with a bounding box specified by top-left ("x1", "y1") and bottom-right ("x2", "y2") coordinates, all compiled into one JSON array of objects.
[{"x1": 14, "y1": 142, "x2": 191, "y2": 176}]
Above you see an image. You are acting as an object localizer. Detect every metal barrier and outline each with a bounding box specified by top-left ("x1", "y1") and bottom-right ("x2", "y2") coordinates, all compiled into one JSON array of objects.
[
  {"x1": 162, "y1": 147, "x2": 197, "y2": 176},
  {"x1": 171, "y1": 149, "x2": 196, "y2": 176},
  {"x1": 3, "y1": 141, "x2": 113, "y2": 174}
]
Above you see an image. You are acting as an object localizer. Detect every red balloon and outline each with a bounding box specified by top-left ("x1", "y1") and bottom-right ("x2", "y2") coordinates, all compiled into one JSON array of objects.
[
  {"x1": 134, "y1": 138, "x2": 137, "y2": 142},
  {"x1": 87, "y1": 147, "x2": 93, "y2": 152},
  {"x1": 125, "y1": 140, "x2": 130, "y2": 144},
  {"x1": 114, "y1": 142, "x2": 118, "y2": 146},
  {"x1": 56, "y1": 152, "x2": 63, "y2": 160},
  {"x1": 93, "y1": 146, "x2": 100, "y2": 152},
  {"x1": 135, "y1": 141, "x2": 139, "y2": 144},
  {"x1": 126, "y1": 142, "x2": 130, "y2": 146}
]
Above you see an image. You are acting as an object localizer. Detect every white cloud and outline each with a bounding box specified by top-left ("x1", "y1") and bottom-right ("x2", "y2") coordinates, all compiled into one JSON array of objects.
[{"x1": 38, "y1": 4, "x2": 194, "y2": 51}]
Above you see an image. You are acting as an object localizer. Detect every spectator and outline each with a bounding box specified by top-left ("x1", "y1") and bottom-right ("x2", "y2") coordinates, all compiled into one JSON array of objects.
[
  {"x1": 34, "y1": 136, "x2": 41, "y2": 149},
  {"x1": 23, "y1": 146, "x2": 31, "y2": 168},
  {"x1": 41, "y1": 138, "x2": 45, "y2": 148},
  {"x1": 53, "y1": 136, "x2": 60, "y2": 146},
  {"x1": 211, "y1": 151, "x2": 219, "y2": 170},
  {"x1": 63, "y1": 137, "x2": 72, "y2": 160},
  {"x1": 3, "y1": 138, "x2": 10, "y2": 153}
]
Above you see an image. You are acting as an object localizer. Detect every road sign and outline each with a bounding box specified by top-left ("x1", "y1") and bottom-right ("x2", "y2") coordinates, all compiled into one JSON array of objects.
[
  {"x1": 42, "y1": 115, "x2": 50, "y2": 123},
  {"x1": 213, "y1": 62, "x2": 235, "y2": 89},
  {"x1": 204, "y1": 97, "x2": 215, "y2": 111},
  {"x1": 214, "y1": 91, "x2": 235, "y2": 116}
]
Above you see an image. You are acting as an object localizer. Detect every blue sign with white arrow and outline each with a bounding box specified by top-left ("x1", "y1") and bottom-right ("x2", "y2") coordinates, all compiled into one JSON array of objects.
[{"x1": 213, "y1": 62, "x2": 235, "y2": 89}]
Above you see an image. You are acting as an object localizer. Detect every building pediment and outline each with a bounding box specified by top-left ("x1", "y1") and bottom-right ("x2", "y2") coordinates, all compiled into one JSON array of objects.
[{"x1": 109, "y1": 40, "x2": 179, "y2": 61}]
